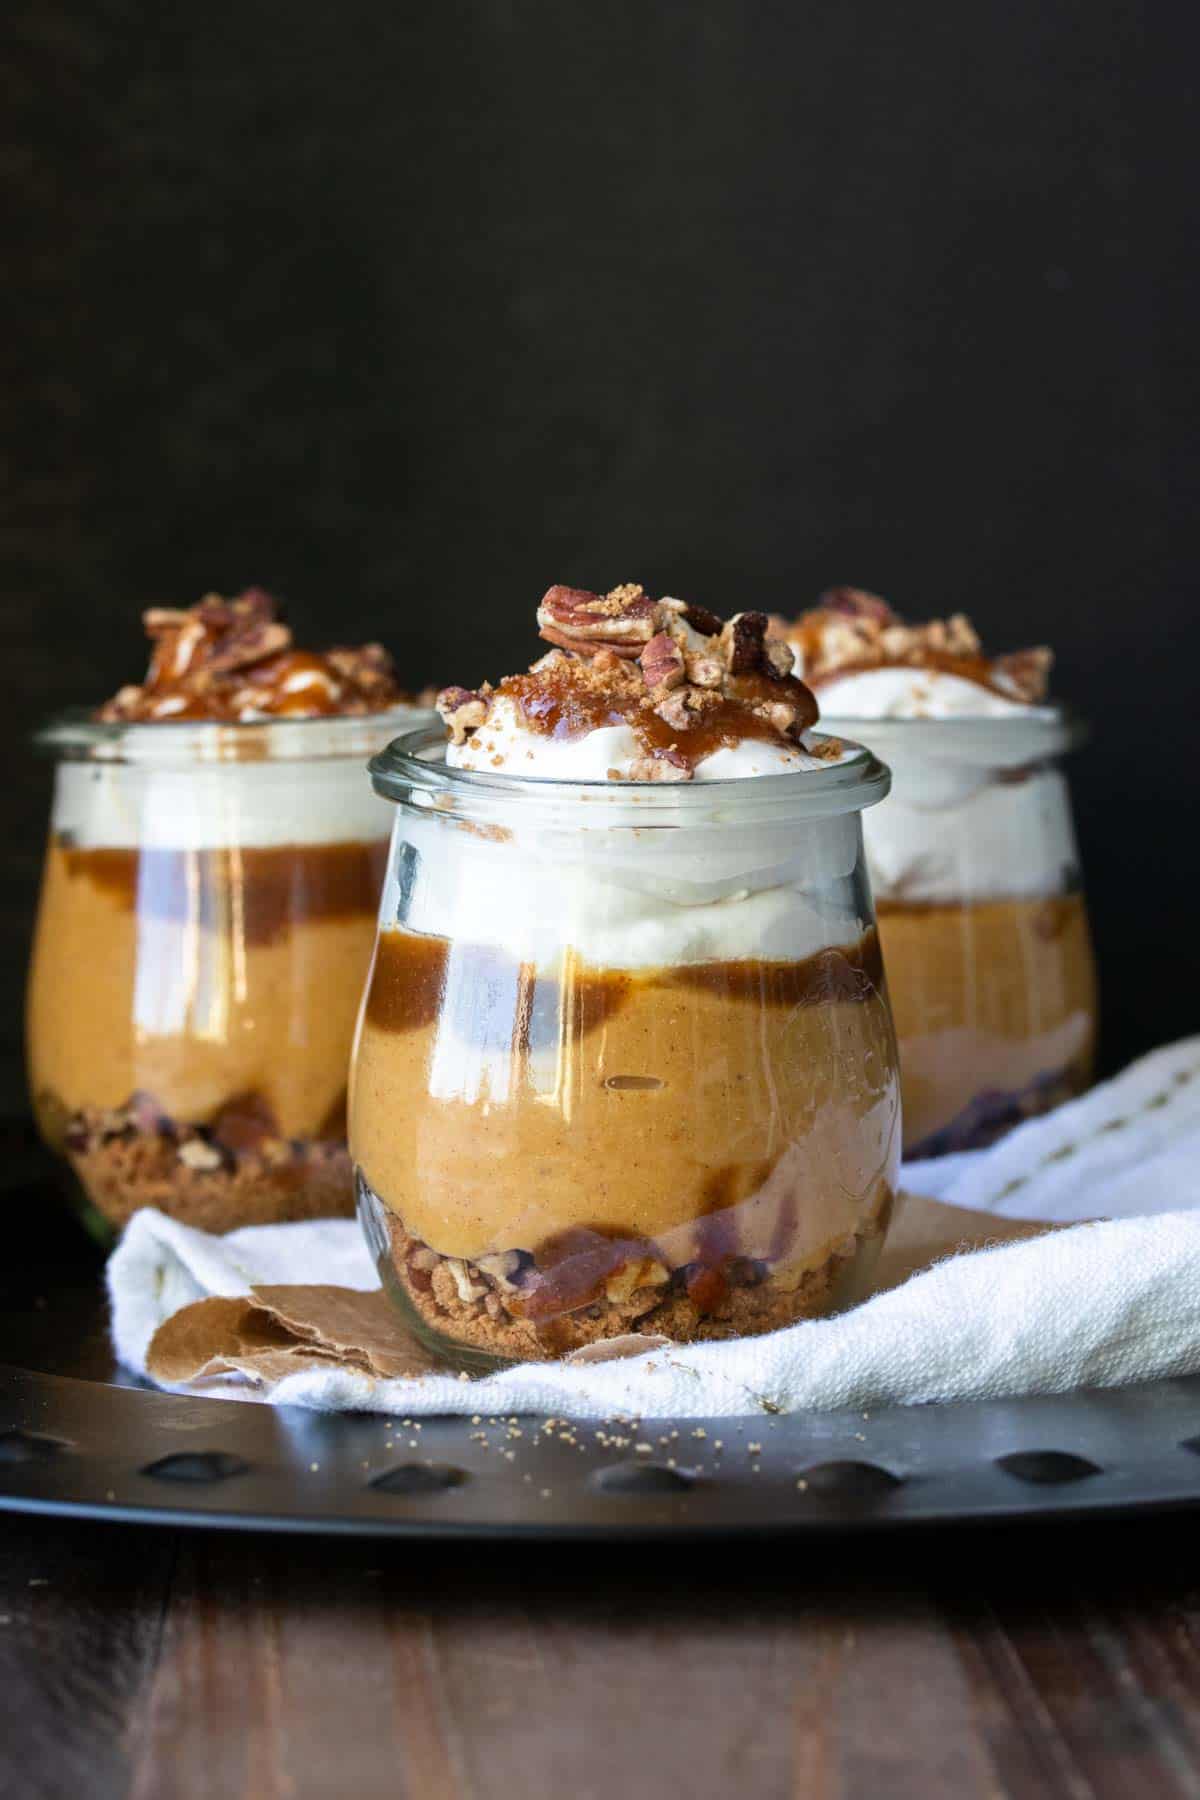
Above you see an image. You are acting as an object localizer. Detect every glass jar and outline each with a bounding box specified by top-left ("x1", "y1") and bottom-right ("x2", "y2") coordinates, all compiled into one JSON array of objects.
[
  {"x1": 815, "y1": 710, "x2": 1097, "y2": 1157},
  {"x1": 350, "y1": 726, "x2": 900, "y2": 1368},
  {"x1": 27, "y1": 705, "x2": 431, "y2": 1241}
]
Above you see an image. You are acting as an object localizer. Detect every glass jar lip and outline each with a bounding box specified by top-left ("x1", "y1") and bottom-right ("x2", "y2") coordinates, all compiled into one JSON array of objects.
[
  {"x1": 33, "y1": 703, "x2": 435, "y2": 766},
  {"x1": 814, "y1": 703, "x2": 1088, "y2": 765},
  {"x1": 369, "y1": 723, "x2": 891, "y2": 824}
]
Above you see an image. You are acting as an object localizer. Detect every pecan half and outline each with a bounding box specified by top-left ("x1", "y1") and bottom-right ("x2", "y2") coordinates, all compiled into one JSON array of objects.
[
  {"x1": 639, "y1": 632, "x2": 686, "y2": 691},
  {"x1": 537, "y1": 584, "x2": 660, "y2": 657}
]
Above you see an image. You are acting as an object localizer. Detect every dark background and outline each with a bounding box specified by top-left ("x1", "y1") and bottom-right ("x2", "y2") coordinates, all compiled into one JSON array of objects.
[{"x1": 4, "y1": 0, "x2": 1197, "y2": 1112}]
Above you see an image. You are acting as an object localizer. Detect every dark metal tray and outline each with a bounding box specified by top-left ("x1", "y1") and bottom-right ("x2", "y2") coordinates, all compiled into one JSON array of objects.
[{"x1": 3, "y1": 1122, "x2": 1200, "y2": 1539}]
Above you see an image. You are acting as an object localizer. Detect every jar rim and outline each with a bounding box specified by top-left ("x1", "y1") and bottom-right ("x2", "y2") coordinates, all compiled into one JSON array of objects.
[
  {"x1": 33, "y1": 704, "x2": 435, "y2": 766},
  {"x1": 369, "y1": 723, "x2": 891, "y2": 824},
  {"x1": 814, "y1": 703, "x2": 1087, "y2": 765}
]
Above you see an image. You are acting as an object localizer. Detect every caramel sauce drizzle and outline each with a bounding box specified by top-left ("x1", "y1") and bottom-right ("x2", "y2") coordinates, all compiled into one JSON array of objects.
[
  {"x1": 497, "y1": 662, "x2": 800, "y2": 768},
  {"x1": 363, "y1": 925, "x2": 883, "y2": 1036},
  {"x1": 804, "y1": 645, "x2": 1015, "y2": 699},
  {"x1": 55, "y1": 836, "x2": 388, "y2": 946}
]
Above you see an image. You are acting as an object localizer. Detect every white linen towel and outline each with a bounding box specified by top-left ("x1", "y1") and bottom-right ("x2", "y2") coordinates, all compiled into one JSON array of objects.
[{"x1": 108, "y1": 1037, "x2": 1200, "y2": 1418}]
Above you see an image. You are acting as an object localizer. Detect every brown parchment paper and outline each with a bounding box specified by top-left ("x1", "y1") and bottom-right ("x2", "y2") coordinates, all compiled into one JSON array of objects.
[{"x1": 144, "y1": 1194, "x2": 1061, "y2": 1389}]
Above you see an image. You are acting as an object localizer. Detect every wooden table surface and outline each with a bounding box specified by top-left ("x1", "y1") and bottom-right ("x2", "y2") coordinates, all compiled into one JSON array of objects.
[{"x1": 3, "y1": 1508, "x2": 1199, "y2": 1799}]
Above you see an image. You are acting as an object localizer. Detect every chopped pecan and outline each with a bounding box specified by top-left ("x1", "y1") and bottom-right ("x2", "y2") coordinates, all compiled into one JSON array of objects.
[
  {"x1": 198, "y1": 586, "x2": 275, "y2": 628},
  {"x1": 764, "y1": 637, "x2": 796, "y2": 678},
  {"x1": 992, "y1": 645, "x2": 1053, "y2": 702},
  {"x1": 620, "y1": 751, "x2": 694, "y2": 782},
  {"x1": 718, "y1": 611, "x2": 769, "y2": 675},
  {"x1": 323, "y1": 642, "x2": 385, "y2": 689},
  {"x1": 436, "y1": 684, "x2": 490, "y2": 744},
  {"x1": 206, "y1": 617, "x2": 292, "y2": 674},
  {"x1": 754, "y1": 697, "x2": 807, "y2": 736},
  {"x1": 653, "y1": 686, "x2": 705, "y2": 732},
  {"x1": 879, "y1": 612, "x2": 981, "y2": 661},
  {"x1": 528, "y1": 647, "x2": 569, "y2": 675},
  {"x1": 806, "y1": 735, "x2": 845, "y2": 761},
  {"x1": 177, "y1": 1138, "x2": 224, "y2": 1173},
  {"x1": 445, "y1": 1258, "x2": 488, "y2": 1304},
  {"x1": 684, "y1": 649, "x2": 725, "y2": 689},
  {"x1": 604, "y1": 1257, "x2": 670, "y2": 1305},
  {"x1": 211, "y1": 1092, "x2": 281, "y2": 1158},
  {"x1": 679, "y1": 600, "x2": 723, "y2": 638},
  {"x1": 476, "y1": 1250, "x2": 524, "y2": 1291},
  {"x1": 817, "y1": 586, "x2": 896, "y2": 625},
  {"x1": 146, "y1": 613, "x2": 212, "y2": 686},
  {"x1": 639, "y1": 632, "x2": 686, "y2": 691},
  {"x1": 125, "y1": 1090, "x2": 172, "y2": 1136},
  {"x1": 684, "y1": 1264, "x2": 729, "y2": 1312},
  {"x1": 940, "y1": 614, "x2": 983, "y2": 657},
  {"x1": 537, "y1": 583, "x2": 660, "y2": 657},
  {"x1": 96, "y1": 683, "x2": 147, "y2": 721},
  {"x1": 142, "y1": 607, "x2": 192, "y2": 635}
]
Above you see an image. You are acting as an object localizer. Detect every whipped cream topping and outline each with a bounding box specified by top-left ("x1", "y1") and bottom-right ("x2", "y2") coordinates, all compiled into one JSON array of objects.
[
  {"x1": 447, "y1": 693, "x2": 844, "y2": 780},
  {"x1": 855, "y1": 753, "x2": 1080, "y2": 904},
  {"x1": 392, "y1": 801, "x2": 868, "y2": 970},
  {"x1": 438, "y1": 582, "x2": 833, "y2": 784},
  {"x1": 51, "y1": 717, "x2": 427, "y2": 850},
  {"x1": 813, "y1": 665, "x2": 1046, "y2": 721},
  {"x1": 52, "y1": 762, "x2": 393, "y2": 851},
  {"x1": 816, "y1": 696, "x2": 1079, "y2": 906},
  {"x1": 772, "y1": 587, "x2": 1075, "y2": 905}
]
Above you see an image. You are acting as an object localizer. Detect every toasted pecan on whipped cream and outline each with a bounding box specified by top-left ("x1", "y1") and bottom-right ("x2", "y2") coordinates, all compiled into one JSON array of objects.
[
  {"x1": 96, "y1": 587, "x2": 415, "y2": 722},
  {"x1": 776, "y1": 587, "x2": 1052, "y2": 705},
  {"x1": 437, "y1": 583, "x2": 830, "y2": 782}
]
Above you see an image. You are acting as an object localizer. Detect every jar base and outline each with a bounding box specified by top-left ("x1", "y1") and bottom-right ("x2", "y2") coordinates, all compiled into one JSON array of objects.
[
  {"x1": 357, "y1": 1172, "x2": 893, "y2": 1367},
  {"x1": 904, "y1": 1057, "x2": 1093, "y2": 1159},
  {"x1": 357, "y1": 1181, "x2": 520, "y2": 1373},
  {"x1": 40, "y1": 1090, "x2": 356, "y2": 1238}
]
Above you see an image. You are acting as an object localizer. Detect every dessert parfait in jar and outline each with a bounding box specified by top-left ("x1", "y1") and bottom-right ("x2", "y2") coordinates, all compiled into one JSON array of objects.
[
  {"x1": 350, "y1": 582, "x2": 901, "y2": 1367},
  {"x1": 27, "y1": 588, "x2": 433, "y2": 1239},
  {"x1": 778, "y1": 589, "x2": 1097, "y2": 1156}
]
